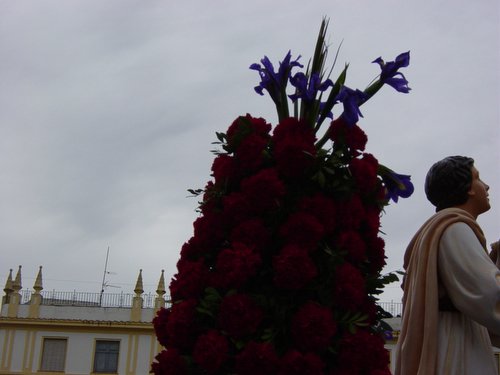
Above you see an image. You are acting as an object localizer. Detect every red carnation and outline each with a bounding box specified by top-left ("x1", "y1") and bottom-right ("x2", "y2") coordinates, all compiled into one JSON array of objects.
[
  {"x1": 291, "y1": 301, "x2": 337, "y2": 351},
  {"x1": 213, "y1": 242, "x2": 261, "y2": 288},
  {"x1": 200, "y1": 181, "x2": 218, "y2": 214},
  {"x1": 193, "y1": 330, "x2": 229, "y2": 374},
  {"x1": 241, "y1": 168, "x2": 286, "y2": 213},
  {"x1": 151, "y1": 349, "x2": 188, "y2": 375},
  {"x1": 333, "y1": 262, "x2": 366, "y2": 310},
  {"x1": 336, "y1": 231, "x2": 367, "y2": 264},
  {"x1": 328, "y1": 117, "x2": 367, "y2": 155},
  {"x1": 234, "y1": 133, "x2": 269, "y2": 172},
  {"x1": 279, "y1": 350, "x2": 325, "y2": 375},
  {"x1": 337, "y1": 330, "x2": 389, "y2": 372},
  {"x1": 165, "y1": 299, "x2": 199, "y2": 351},
  {"x1": 361, "y1": 207, "x2": 382, "y2": 238},
  {"x1": 230, "y1": 114, "x2": 272, "y2": 138},
  {"x1": 272, "y1": 117, "x2": 314, "y2": 142},
  {"x1": 235, "y1": 341, "x2": 280, "y2": 375},
  {"x1": 153, "y1": 307, "x2": 170, "y2": 347},
  {"x1": 226, "y1": 114, "x2": 271, "y2": 151},
  {"x1": 179, "y1": 237, "x2": 205, "y2": 261},
  {"x1": 273, "y1": 118, "x2": 317, "y2": 179},
  {"x1": 170, "y1": 259, "x2": 209, "y2": 300},
  {"x1": 273, "y1": 244, "x2": 318, "y2": 289},
  {"x1": 230, "y1": 218, "x2": 271, "y2": 253},
  {"x1": 211, "y1": 154, "x2": 237, "y2": 184},
  {"x1": 365, "y1": 235, "x2": 387, "y2": 273},
  {"x1": 222, "y1": 191, "x2": 252, "y2": 223},
  {"x1": 349, "y1": 153, "x2": 379, "y2": 194},
  {"x1": 298, "y1": 193, "x2": 337, "y2": 234},
  {"x1": 274, "y1": 135, "x2": 317, "y2": 179},
  {"x1": 192, "y1": 211, "x2": 226, "y2": 250},
  {"x1": 218, "y1": 293, "x2": 263, "y2": 338},
  {"x1": 279, "y1": 212, "x2": 325, "y2": 251},
  {"x1": 336, "y1": 194, "x2": 365, "y2": 230}
]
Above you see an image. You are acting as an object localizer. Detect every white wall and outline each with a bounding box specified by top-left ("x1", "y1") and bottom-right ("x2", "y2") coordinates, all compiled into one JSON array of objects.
[{"x1": 0, "y1": 326, "x2": 156, "y2": 374}]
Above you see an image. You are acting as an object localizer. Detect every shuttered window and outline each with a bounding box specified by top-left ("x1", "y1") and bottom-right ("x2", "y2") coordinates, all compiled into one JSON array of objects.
[
  {"x1": 93, "y1": 340, "x2": 120, "y2": 373},
  {"x1": 40, "y1": 338, "x2": 67, "y2": 371}
]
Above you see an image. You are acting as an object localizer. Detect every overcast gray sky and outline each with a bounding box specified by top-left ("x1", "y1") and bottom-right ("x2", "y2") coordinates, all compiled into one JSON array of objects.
[{"x1": 1, "y1": 0, "x2": 499, "y2": 303}]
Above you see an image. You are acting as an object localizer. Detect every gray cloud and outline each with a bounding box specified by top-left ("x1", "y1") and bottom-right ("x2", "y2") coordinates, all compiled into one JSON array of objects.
[{"x1": 1, "y1": 0, "x2": 498, "y2": 302}]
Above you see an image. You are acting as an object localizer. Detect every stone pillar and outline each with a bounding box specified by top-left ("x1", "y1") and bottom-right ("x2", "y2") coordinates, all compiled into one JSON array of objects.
[
  {"x1": 7, "y1": 266, "x2": 22, "y2": 318},
  {"x1": 1, "y1": 269, "x2": 13, "y2": 316},
  {"x1": 130, "y1": 269, "x2": 144, "y2": 321},
  {"x1": 29, "y1": 266, "x2": 43, "y2": 318},
  {"x1": 154, "y1": 270, "x2": 166, "y2": 313}
]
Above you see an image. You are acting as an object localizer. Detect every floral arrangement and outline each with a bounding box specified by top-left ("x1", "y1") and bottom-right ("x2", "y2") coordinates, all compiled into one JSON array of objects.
[{"x1": 152, "y1": 19, "x2": 413, "y2": 375}]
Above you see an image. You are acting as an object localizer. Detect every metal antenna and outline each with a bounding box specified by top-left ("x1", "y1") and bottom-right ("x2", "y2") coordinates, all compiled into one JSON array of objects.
[{"x1": 99, "y1": 246, "x2": 110, "y2": 306}]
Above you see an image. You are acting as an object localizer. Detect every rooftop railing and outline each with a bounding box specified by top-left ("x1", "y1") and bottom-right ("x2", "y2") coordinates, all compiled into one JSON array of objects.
[
  {"x1": 378, "y1": 301, "x2": 403, "y2": 317},
  {"x1": 15, "y1": 289, "x2": 402, "y2": 316},
  {"x1": 18, "y1": 289, "x2": 170, "y2": 309}
]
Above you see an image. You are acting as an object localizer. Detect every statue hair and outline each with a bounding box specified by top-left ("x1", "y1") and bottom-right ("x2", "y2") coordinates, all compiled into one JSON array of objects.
[{"x1": 424, "y1": 156, "x2": 474, "y2": 211}]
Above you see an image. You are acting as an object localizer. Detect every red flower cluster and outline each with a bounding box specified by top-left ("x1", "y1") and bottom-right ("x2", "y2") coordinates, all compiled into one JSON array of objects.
[
  {"x1": 213, "y1": 242, "x2": 261, "y2": 288},
  {"x1": 349, "y1": 153, "x2": 379, "y2": 194},
  {"x1": 235, "y1": 341, "x2": 280, "y2": 375},
  {"x1": 152, "y1": 112, "x2": 394, "y2": 374},
  {"x1": 218, "y1": 293, "x2": 264, "y2": 338},
  {"x1": 151, "y1": 349, "x2": 187, "y2": 375},
  {"x1": 333, "y1": 262, "x2": 366, "y2": 311},
  {"x1": 328, "y1": 117, "x2": 368, "y2": 155},
  {"x1": 193, "y1": 330, "x2": 228, "y2": 374},
  {"x1": 335, "y1": 329, "x2": 390, "y2": 374},
  {"x1": 279, "y1": 212, "x2": 325, "y2": 250},
  {"x1": 273, "y1": 117, "x2": 317, "y2": 179},
  {"x1": 292, "y1": 301, "x2": 338, "y2": 351},
  {"x1": 151, "y1": 20, "x2": 415, "y2": 371},
  {"x1": 273, "y1": 244, "x2": 317, "y2": 289},
  {"x1": 279, "y1": 350, "x2": 325, "y2": 375}
]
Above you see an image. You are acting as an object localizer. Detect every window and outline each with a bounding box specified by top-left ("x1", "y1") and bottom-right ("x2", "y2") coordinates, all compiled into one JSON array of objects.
[
  {"x1": 93, "y1": 340, "x2": 120, "y2": 373},
  {"x1": 40, "y1": 338, "x2": 67, "y2": 372}
]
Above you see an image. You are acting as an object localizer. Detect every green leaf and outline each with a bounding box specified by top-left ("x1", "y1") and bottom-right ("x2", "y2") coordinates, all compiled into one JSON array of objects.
[
  {"x1": 380, "y1": 271, "x2": 401, "y2": 285},
  {"x1": 196, "y1": 306, "x2": 214, "y2": 317},
  {"x1": 187, "y1": 188, "x2": 204, "y2": 197},
  {"x1": 312, "y1": 170, "x2": 326, "y2": 188},
  {"x1": 310, "y1": 18, "x2": 329, "y2": 77},
  {"x1": 215, "y1": 131, "x2": 227, "y2": 143},
  {"x1": 233, "y1": 339, "x2": 246, "y2": 351},
  {"x1": 316, "y1": 64, "x2": 349, "y2": 130}
]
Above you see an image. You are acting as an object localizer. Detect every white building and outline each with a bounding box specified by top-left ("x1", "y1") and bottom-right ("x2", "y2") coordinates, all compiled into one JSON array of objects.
[
  {"x1": 3, "y1": 267, "x2": 498, "y2": 374},
  {"x1": 0, "y1": 266, "x2": 167, "y2": 375}
]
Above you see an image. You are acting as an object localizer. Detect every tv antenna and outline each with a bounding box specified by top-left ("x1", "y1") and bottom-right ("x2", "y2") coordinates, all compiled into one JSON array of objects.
[{"x1": 99, "y1": 246, "x2": 120, "y2": 306}]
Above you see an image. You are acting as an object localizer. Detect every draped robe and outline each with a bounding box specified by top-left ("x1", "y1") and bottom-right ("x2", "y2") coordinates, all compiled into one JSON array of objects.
[{"x1": 394, "y1": 208, "x2": 500, "y2": 375}]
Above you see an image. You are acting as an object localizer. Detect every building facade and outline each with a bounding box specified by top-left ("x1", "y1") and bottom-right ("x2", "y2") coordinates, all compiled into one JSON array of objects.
[
  {"x1": 0, "y1": 266, "x2": 167, "y2": 375},
  {"x1": 2, "y1": 267, "x2": 498, "y2": 374}
]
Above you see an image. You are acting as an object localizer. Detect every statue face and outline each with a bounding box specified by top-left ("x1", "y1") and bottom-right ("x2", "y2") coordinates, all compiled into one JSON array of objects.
[{"x1": 467, "y1": 166, "x2": 490, "y2": 216}]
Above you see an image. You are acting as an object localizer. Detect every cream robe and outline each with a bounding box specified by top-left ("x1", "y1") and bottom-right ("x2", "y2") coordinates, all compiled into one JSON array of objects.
[
  {"x1": 395, "y1": 208, "x2": 500, "y2": 375},
  {"x1": 437, "y1": 222, "x2": 500, "y2": 374}
]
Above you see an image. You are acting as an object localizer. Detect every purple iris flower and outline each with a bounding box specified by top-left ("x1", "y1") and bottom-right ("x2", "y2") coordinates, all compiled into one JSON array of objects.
[
  {"x1": 336, "y1": 86, "x2": 368, "y2": 125},
  {"x1": 381, "y1": 170, "x2": 414, "y2": 203},
  {"x1": 250, "y1": 51, "x2": 303, "y2": 103},
  {"x1": 383, "y1": 331, "x2": 394, "y2": 341},
  {"x1": 318, "y1": 101, "x2": 333, "y2": 120},
  {"x1": 289, "y1": 72, "x2": 334, "y2": 103},
  {"x1": 372, "y1": 51, "x2": 411, "y2": 93}
]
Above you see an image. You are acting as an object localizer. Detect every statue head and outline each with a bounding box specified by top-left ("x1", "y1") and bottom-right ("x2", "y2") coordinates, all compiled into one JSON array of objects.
[{"x1": 424, "y1": 156, "x2": 474, "y2": 211}]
